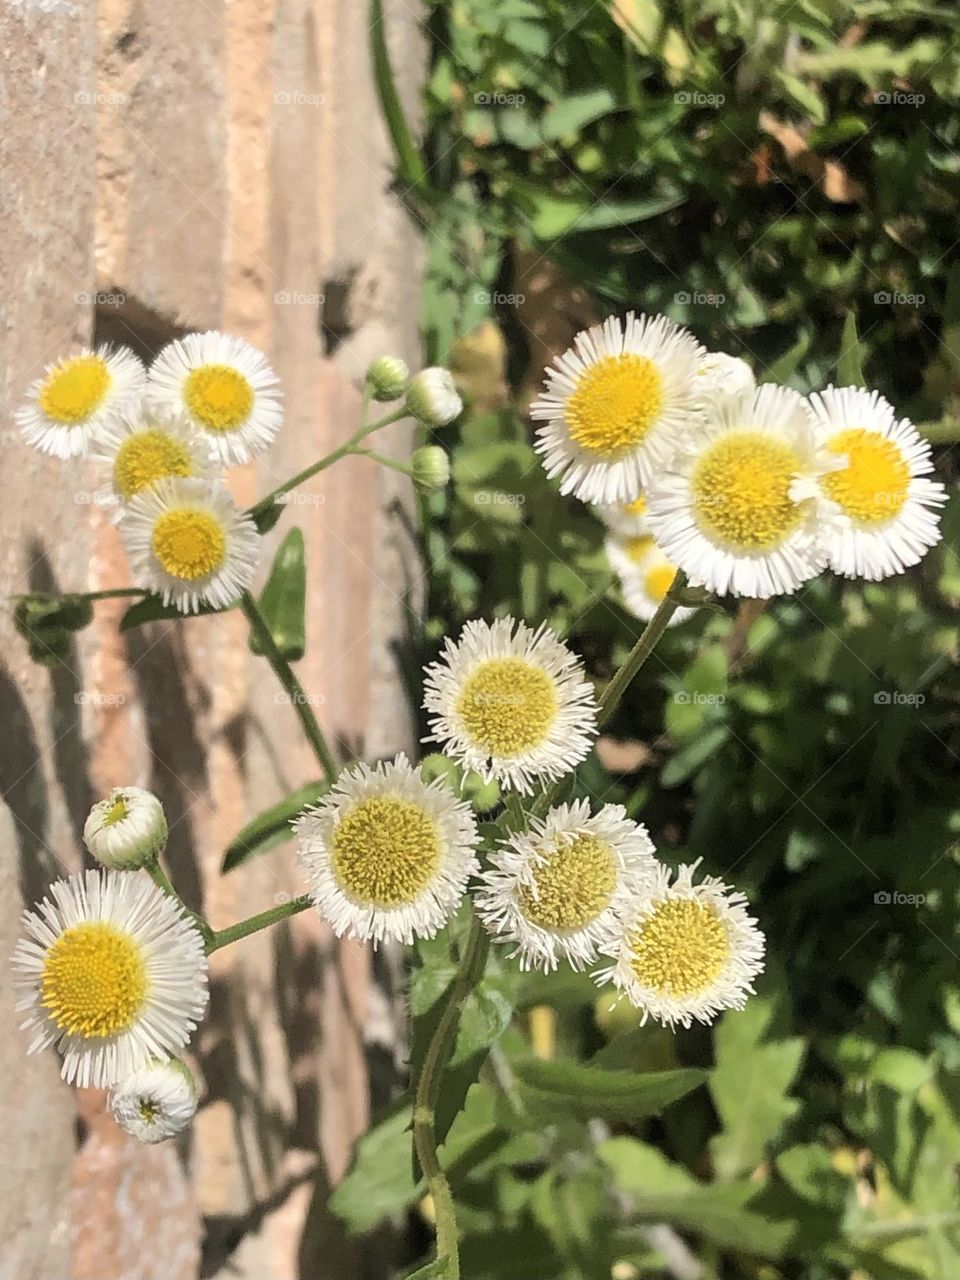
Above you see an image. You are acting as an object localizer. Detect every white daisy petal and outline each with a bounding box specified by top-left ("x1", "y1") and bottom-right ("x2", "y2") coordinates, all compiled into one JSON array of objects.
[
  {"x1": 476, "y1": 800, "x2": 659, "y2": 972},
  {"x1": 93, "y1": 407, "x2": 220, "y2": 515},
  {"x1": 593, "y1": 491, "x2": 651, "y2": 538},
  {"x1": 422, "y1": 617, "x2": 598, "y2": 796},
  {"x1": 12, "y1": 869, "x2": 209, "y2": 1089},
  {"x1": 17, "y1": 346, "x2": 146, "y2": 459},
  {"x1": 295, "y1": 753, "x2": 480, "y2": 946},
  {"x1": 596, "y1": 861, "x2": 765, "y2": 1028},
  {"x1": 804, "y1": 385, "x2": 947, "y2": 581},
  {"x1": 605, "y1": 533, "x2": 695, "y2": 625},
  {"x1": 84, "y1": 786, "x2": 168, "y2": 870},
  {"x1": 109, "y1": 1058, "x2": 198, "y2": 1143},
  {"x1": 146, "y1": 331, "x2": 282, "y2": 464},
  {"x1": 118, "y1": 476, "x2": 260, "y2": 614},
  {"x1": 531, "y1": 311, "x2": 706, "y2": 503},
  {"x1": 645, "y1": 383, "x2": 828, "y2": 599}
]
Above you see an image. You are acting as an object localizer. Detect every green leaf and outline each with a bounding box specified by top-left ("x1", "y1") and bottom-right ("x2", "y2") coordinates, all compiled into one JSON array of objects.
[
  {"x1": 248, "y1": 527, "x2": 307, "y2": 661},
  {"x1": 512, "y1": 1058, "x2": 706, "y2": 1121},
  {"x1": 837, "y1": 310, "x2": 866, "y2": 386},
  {"x1": 120, "y1": 595, "x2": 234, "y2": 630},
  {"x1": 370, "y1": 0, "x2": 430, "y2": 196},
  {"x1": 403, "y1": 1259, "x2": 451, "y2": 1280},
  {"x1": 221, "y1": 780, "x2": 327, "y2": 872},
  {"x1": 539, "y1": 88, "x2": 617, "y2": 141},
  {"x1": 329, "y1": 1100, "x2": 416, "y2": 1232}
]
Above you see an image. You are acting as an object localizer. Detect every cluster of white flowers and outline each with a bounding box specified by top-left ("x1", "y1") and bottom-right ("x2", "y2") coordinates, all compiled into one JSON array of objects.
[{"x1": 533, "y1": 313, "x2": 947, "y2": 600}]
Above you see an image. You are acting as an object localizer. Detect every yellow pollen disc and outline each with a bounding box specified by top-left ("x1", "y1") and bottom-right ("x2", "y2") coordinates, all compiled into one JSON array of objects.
[
  {"x1": 644, "y1": 563, "x2": 676, "y2": 604},
  {"x1": 622, "y1": 494, "x2": 648, "y2": 516},
  {"x1": 518, "y1": 835, "x2": 617, "y2": 931},
  {"x1": 139, "y1": 1099, "x2": 160, "y2": 1123},
  {"x1": 37, "y1": 355, "x2": 111, "y2": 423},
  {"x1": 151, "y1": 508, "x2": 227, "y2": 581},
  {"x1": 184, "y1": 364, "x2": 254, "y2": 431},
  {"x1": 40, "y1": 921, "x2": 148, "y2": 1038},
  {"x1": 692, "y1": 431, "x2": 801, "y2": 550},
  {"x1": 456, "y1": 658, "x2": 558, "y2": 758},
  {"x1": 331, "y1": 795, "x2": 441, "y2": 907},
  {"x1": 821, "y1": 428, "x2": 909, "y2": 524},
  {"x1": 114, "y1": 430, "x2": 193, "y2": 499},
  {"x1": 566, "y1": 355, "x2": 665, "y2": 457},
  {"x1": 629, "y1": 898, "x2": 730, "y2": 997},
  {"x1": 102, "y1": 796, "x2": 128, "y2": 826},
  {"x1": 623, "y1": 535, "x2": 654, "y2": 564}
]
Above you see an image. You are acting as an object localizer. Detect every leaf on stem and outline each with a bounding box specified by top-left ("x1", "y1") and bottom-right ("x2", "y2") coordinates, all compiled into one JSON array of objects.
[
  {"x1": 221, "y1": 780, "x2": 328, "y2": 871},
  {"x1": 511, "y1": 1057, "x2": 706, "y2": 1121},
  {"x1": 248, "y1": 527, "x2": 307, "y2": 662}
]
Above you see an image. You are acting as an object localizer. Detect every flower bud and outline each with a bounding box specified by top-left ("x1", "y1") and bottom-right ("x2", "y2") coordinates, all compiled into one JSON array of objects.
[
  {"x1": 366, "y1": 355, "x2": 409, "y2": 402},
  {"x1": 405, "y1": 368, "x2": 462, "y2": 428},
  {"x1": 694, "y1": 352, "x2": 755, "y2": 401},
  {"x1": 109, "y1": 1058, "x2": 198, "y2": 1143},
  {"x1": 411, "y1": 445, "x2": 450, "y2": 493},
  {"x1": 83, "y1": 786, "x2": 168, "y2": 869}
]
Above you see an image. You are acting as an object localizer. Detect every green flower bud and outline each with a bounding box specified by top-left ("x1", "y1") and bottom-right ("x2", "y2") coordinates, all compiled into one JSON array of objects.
[
  {"x1": 411, "y1": 445, "x2": 450, "y2": 493},
  {"x1": 405, "y1": 368, "x2": 462, "y2": 428},
  {"x1": 366, "y1": 355, "x2": 410, "y2": 402},
  {"x1": 83, "y1": 786, "x2": 168, "y2": 870}
]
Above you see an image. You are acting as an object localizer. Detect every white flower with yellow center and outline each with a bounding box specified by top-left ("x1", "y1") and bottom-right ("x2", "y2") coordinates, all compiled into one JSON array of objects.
[
  {"x1": 146, "y1": 331, "x2": 282, "y2": 464},
  {"x1": 109, "y1": 1058, "x2": 199, "y2": 1144},
  {"x1": 295, "y1": 753, "x2": 480, "y2": 945},
  {"x1": 84, "y1": 786, "x2": 168, "y2": 870},
  {"x1": 605, "y1": 534, "x2": 694, "y2": 625},
  {"x1": 594, "y1": 492, "x2": 651, "y2": 539},
  {"x1": 597, "y1": 861, "x2": 765, "y2": 1028},
  {"x1": 645, "y1": 384, "x2": 827, "y2": 598},
  {"x1": 12, "y1": 870, "x2": 209, "y2": 1088},
  {"x1": 531, "y1": 312, "x2": 705, "y2": 504},
  {"x1": 694, "y1": 352, "x2": 755, "y2": 403},
  {"x1": 476, "y1": 800, "x2": 658, "y2": 971},
  {"x1": 119, "y1": 477, "x2": 260, "y2": 613},
  {"x1": 94, "y1": 408, "x2": 219, "y2": 511},
  {"x1": 422, "y1": 617, "x2": 598, "y2": 795},
  {"x1": 800, "y1": 386, "x2": 946, "y2": 581},
  {"x1": 17, "y1": 346, "x2": 146, "y2": 459}
]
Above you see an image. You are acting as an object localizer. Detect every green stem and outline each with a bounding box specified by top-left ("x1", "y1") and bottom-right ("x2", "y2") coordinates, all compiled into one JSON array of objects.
[
  {"x1": 206, "y1": 896, "x2": 312, "y2": 954},
  {"x1": 413, "y1": 917, "x2": 490, "y2": 1280},
  {"x1": 352, "y1": 447, "x2": 414, "y2": 477},
  {"x1": 596, "y1": 569, "x2": 688, "y2": 729},
  {"x1": 240, "y1": 590, "x2": 338, "y2": 782},
  {"x1": 9, "y1": 587, "x2": 148, "y2": 604},
  {"x1": 248, "y1": 408, "x2": 408, "y2": 524},
  {"x1": 146, "y1": 860, "x2": 215, "y2": 948}
]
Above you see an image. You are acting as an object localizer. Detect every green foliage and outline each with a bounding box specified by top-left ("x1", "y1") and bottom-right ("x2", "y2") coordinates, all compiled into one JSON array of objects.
[
  {"x1": 248, "y1": 527, "x2": 307, "y2": 662},
  {"x1": 221, "y1": 779, "x2": 327, "y2": 872}
]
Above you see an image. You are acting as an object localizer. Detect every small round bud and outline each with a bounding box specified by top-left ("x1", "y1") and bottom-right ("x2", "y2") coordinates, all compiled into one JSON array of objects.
[
  {"x1": 83, "y1": 786, "x2": 168, "y2": 869},
  {"x1": 694, "y1": 352, "x2": 755, "y2": 401},
  {"x1": 411, "y1": 445, "x2": 450, "y2": 493},
  {"x1": 366, "y1": 355, "x2": 410, "y2": 402},
  {"x1": 405, "y1": 368, "x2": 462, "y2": 428},
  {"x1": 109, "y1": 1058, "x2": 198, "y2": 1144}
]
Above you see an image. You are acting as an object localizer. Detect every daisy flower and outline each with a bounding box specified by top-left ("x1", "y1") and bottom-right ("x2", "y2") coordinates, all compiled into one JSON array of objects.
[
  {"x1": 12, "y1": 869, "x2": 209, "y2": 1088},
  {"x1": 84, "y1": 786, "x2": 168, "y2": 870},
  {"x1": 645, "y1": 383, "x2": 827, "y2": 598},
  {"x1": 17, "y1": 345, "x2": 146, "y2": 459},
  {"x1": 594, "y1": 492, "x2": 651, "y2": 539},
  {"x1": 597, "y1": 861, "x2": 765, "y2": 1028},
  {"x1": 531, "y1": 312, "x2": 705, "y2": 503},
  {"x1": 801, "y1": 386, "x2": 946, "y2": 581},
  {"x1": 95, "y1": 408, "x2": 219, "y2": 510},
  {"x1": 694, "y1": 352, "x2": 755, "y2": 403},
  {"x1": 475, "y1": 800, "x2": 658, "y2": 971},
  {"x1": 422, "y1": 617, "x2": 598, "y2": 795},
  {"x1": 605, "y1": 534, "x2": 694, "y2": 625},
  {"x1": 109, "y1": 1058, "x2": 199, "y2": 1143},
  {"x1": 146, "y1": 331, "x2": 282, "y2": 464},
  {"x1": 118, "y1": 476, "x2": 260, "y2": 613},
  {"x1": 295, "y1": 753, "x2": 480, "y2": 946}
]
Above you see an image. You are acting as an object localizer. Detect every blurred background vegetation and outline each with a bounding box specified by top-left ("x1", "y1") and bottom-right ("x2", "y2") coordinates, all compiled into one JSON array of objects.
[{"x1": 333, "y1": 2, "x2": 960, "y2": 1275}]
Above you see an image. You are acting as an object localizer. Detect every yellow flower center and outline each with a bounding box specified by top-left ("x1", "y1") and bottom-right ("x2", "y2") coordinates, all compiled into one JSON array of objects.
[
  {"x1": 628, "y1": 898, "x2": 730, "y2": 997},
  {"x1": 139, "y1": 1099, "x2": 160, "y2": 1124},
  {"x1": 456, "y1": 658, "x2": 558, "y2": 758},
  {"x1": 623, "y1": 535, "x2": 654, "y2": 564},
  {"x1": 821, "y1": 428, "x2": 909, "y2": 524},
  {"x1": 518, "y1": 835, "x2": 617, "y2": 931},
  {"x1": 184, "y1": 364, "x2": 254, "y2": 431},
  {"x1": 37, "y1": 355, "x2": 111, "y2": 423},
  {"x1": 644, "y1": 563, "x2": 676, "y2": 603},
  {"x1": 114, "y1": 430, "x2": 193, "y2": 499},
  {"x1": 692, "y1": 431, "x2": 802, "y2": 550},
  {"x1": 40, "y1": 922, "x2": 148, "y2": 1038},
  {"x1": 102, "y1": 795, "x2": 128, "y2": 826},
  {"x1": 622, "y1": 494, "x2": 648, "y2": 516},
  {"x1": 566, "y1": 355, "x2": 665, "y2": 457},
  {"x1": 331, "y1": 795, "x2": 441, "y2": 907},
  {"x1": 151, "y1": 509, "x2": 227, "y2": 581}
]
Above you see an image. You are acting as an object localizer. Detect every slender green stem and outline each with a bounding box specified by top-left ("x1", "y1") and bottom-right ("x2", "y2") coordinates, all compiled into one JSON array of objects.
[
  {"x1": 248, "y1": 408, "x2": 408, "y2": 523},
  {"x1": 146, "y1": 860, "x2": 215, "y2": 948},
  {"x1": 352, "y1": 447, "x2": 414, "y2": 477},
  {"x1": 9, "y1": 587, "x2": 148, "y2": 604},
  {"x1": 206, "y1": 896, "x2": 312, "y2": 954},
  {"x1": 413, "y1": 917, "x2": 490, "y2": 1280},
  {"x1": 597, "y1": 569, "x2": 688, "y2": 729},
  {"x1": 240, "y1": 590, "x2": 338, "y2": 782}
]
